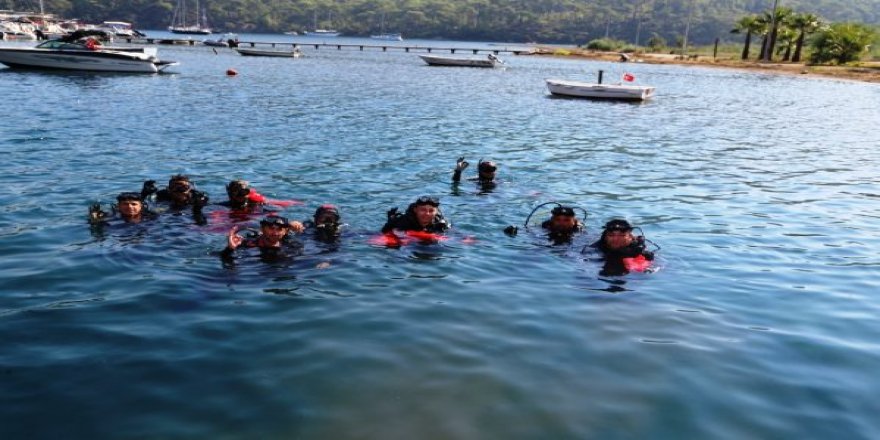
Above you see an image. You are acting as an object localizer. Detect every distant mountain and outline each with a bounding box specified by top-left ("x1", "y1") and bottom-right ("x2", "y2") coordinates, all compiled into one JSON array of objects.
[{"x1": 30, "y1": 0, "x2": 880, "y2": 44}]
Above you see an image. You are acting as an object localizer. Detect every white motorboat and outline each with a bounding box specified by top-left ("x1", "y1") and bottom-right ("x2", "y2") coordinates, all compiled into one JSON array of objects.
[
  {"x1": 370, "y1": 33, "x2": 402, "y2": 41},
  {"x1": 235, "y1": 47, "x2": 303, "y2": 58},
  {"x1": 419, "y1": 53, "x2": 503, "y2": 68},
  {"x1": 94, "y1": 21, "x2": 145, "y2": 39},
  {"x1": 203, "y1": 33, "x2": 238, "y2": 47},
  {"x1": 545, "y1": 78, "x2": 655, "y2": 101},
  {"x1": 303, "y1": 29, "x2": 340, "y2": 37},
  {"x1": 0, "y1": 37, "x2": 178, "y2": 73}
]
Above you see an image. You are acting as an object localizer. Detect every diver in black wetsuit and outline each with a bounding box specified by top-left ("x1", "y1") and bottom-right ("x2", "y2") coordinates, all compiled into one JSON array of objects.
[
  {"x1": 590, "y1": 219, "x2": 655, "y2": 276},
  {"x1": 302, "y1": 204, "x2": 343, "y2": 243},
  {"x1": 452, "y1": 157, "x2": 498, "y2": 192},
  {"x1": 141, "y1": 175, "x2": 209, "y2": 225},
  {"x1": 540, "y1": 205, "x2": 584, "y2": 244},
  {"x1": 382, "y1": 196, "x2": 450, "y2": 234},
  {"x1": 221, "y1": 215, "x2": 303, "y2": 262},
  {"x1": 88, "y1": 192, "x2": 157, "y2": 225}
]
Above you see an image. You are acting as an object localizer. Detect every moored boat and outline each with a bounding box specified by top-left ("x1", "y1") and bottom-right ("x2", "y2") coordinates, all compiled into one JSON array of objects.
[
  {"x1": 168, "y1": 0, "x2": 212, "y2": 34},
  {"x1": 545, "y1": 78, "x2": 655, "y2": 101},
  {"x1": 0, "y1": 34, "x2": 177, "y2": 73},
  {"x1": 235, "y1": 47, "x2": 303, "y2": 58},
  {"x1": 370, "y1": 33, "x2": 402, "y2": 41},
  {"x1": 419, "y1": 53, "x2": 503, "y2": 68},
  {"x1": 303, "y1": 29, "x2": 340, "y2": 37}
]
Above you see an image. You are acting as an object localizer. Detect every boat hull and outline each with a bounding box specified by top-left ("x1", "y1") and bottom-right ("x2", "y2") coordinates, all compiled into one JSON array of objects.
[
  {"x1": 235, "y1": 48, "x2": 302, "y2": 58},
  {"x1": 545, "y1": 79, "x2": 655, "y2": 101},
  {"x1": 0, "y1": 48, "x2": 175, "y2": 73},
  {"x1": 169, "y1": 27, "x2": 211, "y2": 35},
  {"x1": 371, "y1": 34, "x2": 402, "y2": 41},
  {"x1": 419, "y1": 55, "x2": 500, "y2": 68},
  {"x1": 303, "y1": 31, "x2": 340, "y2": 37}
]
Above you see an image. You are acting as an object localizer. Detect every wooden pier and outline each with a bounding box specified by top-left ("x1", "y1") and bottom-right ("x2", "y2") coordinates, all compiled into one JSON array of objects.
[{"x1": 122, "y1": 38, "x2": 534, "y2": 55}]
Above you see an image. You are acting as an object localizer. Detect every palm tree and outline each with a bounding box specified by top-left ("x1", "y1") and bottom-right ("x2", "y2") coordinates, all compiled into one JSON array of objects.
[
  {"x1": 790, "y1": 12, "x2": 821, "y2": 63},
  {"x1": 776, "y1": 27, "x2": 797, "y2": 61},
  {"x1": 731, "y1": 15, "x2": 762, "y2": 60},
  {"x1": 764, "y1": 6, "x2": 793, "y2": 61}
]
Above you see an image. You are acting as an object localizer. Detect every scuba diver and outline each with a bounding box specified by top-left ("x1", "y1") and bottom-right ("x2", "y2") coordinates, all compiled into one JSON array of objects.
[
  {"x1": 588, "y1": 219, "x2": 657, "y2": 276},
  {"x1": 382, "y1": 196, "x2": 450, "y2": 234},
  {"x1": 218, "y1": 179, "x2": 266, "y2": 211},
  {"x1": 141, "y1": 175, "x2": 209, "y2": 225},
  {"x1": 221, "y1": 215, "x2": 303, "y2": 262},
  {"x1": 302, "y1": 204, "x2": 343, "y2": 243},
  {"x1": 88, "y1": 192, "x2": 156, "y2": 225},
  {"x1": 452, "y1": 157, "x2": 498, "y2": 185},
  {"x1": 505, "y1": 202, "x2": 586, "y2": 245}
]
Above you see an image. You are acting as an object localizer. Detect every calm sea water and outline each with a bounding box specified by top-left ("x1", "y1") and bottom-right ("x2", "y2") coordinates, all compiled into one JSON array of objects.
[{"x1": 2, "y1": 33, "x2": 880, "y2": 439}]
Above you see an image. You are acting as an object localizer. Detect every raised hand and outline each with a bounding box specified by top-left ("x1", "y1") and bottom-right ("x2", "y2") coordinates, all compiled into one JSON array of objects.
[
  {"x1": 227, "y1": 225, "x2": 243, "y2": 250},
  {"x1": 289, "y1": 221, "x2": 305, "y2": 234}
]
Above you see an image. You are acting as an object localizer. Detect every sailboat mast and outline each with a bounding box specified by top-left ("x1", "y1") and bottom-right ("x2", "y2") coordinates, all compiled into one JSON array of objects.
[{"x1": 195, "y1": 0, "x2": 200, "y2": 27}]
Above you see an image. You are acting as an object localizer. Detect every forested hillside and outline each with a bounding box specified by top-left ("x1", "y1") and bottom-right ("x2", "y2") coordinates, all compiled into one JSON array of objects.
[{"x1": 8, "y1": 0, "x2": 880, "y2": 44}]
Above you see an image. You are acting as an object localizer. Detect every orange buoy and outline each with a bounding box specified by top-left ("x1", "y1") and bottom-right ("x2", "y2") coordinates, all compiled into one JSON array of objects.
[{"x1": 226, "y1": 68, "x2": 238, "y2": 76}]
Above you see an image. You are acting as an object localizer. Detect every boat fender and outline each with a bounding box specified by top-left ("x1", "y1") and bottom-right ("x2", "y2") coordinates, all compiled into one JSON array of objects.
[{"x1": 85, "y1": 38, "x2": 100, "y2": 50}]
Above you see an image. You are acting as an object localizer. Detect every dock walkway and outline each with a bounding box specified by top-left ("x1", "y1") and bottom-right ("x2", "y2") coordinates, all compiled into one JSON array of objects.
[{"x1": 121, "y1": 38, "x2": 534, "y2": 55}]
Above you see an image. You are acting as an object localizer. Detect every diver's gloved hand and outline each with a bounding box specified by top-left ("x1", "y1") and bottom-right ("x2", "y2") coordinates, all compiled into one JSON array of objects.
[
  {"x1": 141, "y1": 180, "x2": 157, "y2": 199},
  {"x1": 455, "y1": 157, "x2": 469, "y2": 171},
  {"x1": 503, "y1": 225, "x2": 518, "y2": 237},
  {"x1": 88, "y1": 203, "x2": 107, "y2": 222},
  {"x1": 386, "y1": 207, "x2": 399, "y2": 220},
  {"x1": 192, "y1": 192, "x2": 209, "y2": 210}
]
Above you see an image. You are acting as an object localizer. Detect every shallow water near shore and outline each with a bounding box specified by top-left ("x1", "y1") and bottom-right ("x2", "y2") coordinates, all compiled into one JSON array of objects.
[{"x1": 2, "y1": 33, "x2": 880, "y2": 438}]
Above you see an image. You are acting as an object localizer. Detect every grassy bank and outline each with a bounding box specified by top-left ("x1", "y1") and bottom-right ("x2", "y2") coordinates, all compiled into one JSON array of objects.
[{"x1": 532, "y1": 45, "x2": 880, "y2": 84}]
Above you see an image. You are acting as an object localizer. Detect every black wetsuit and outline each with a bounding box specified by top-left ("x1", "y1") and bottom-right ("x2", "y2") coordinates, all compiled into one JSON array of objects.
[
  {"x1": 152, "y1": 189, "x2": 209, "y2": 225},
  {"x1": 541, "y1": 220, "x2": 583, "y2": 244},
  {"x1": 302, "y1": 220, "x2": 342, "y2": 243},
  {"x1": 381, "y1": 205, "x2": 450, "y2": 234},
  {"x1": 220, "y1": 232, "x2": 303, "y2": 262},
  {"x1": 591, "y1": 239, "x2": 655, "y2": 276}
]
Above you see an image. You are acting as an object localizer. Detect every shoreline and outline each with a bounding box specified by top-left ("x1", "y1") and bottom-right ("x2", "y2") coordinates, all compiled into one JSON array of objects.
[{"x1": 530, "y1": 46, "x2": 880, "y2": 84}]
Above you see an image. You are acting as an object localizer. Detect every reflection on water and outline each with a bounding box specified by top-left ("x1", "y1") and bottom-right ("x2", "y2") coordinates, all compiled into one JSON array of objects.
[{"x1": 1, "y1": 36, "x2": 880, "y2": 439}]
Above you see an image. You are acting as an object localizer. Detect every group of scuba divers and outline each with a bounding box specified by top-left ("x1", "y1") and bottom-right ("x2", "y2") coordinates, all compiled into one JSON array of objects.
[{"x1": 89, "y1": 157, "x2": 659, "y2": 275}]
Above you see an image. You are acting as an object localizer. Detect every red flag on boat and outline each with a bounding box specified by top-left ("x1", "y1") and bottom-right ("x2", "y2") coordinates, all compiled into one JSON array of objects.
[{"x1": 622, "y1": 72, "x2": 635, "y2": 82}]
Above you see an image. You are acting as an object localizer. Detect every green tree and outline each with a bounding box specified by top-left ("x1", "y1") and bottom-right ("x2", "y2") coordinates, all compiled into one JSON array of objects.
[
  {"x1": 763, "y1": 6, "x2": 793, "y2": 61},
  {"x1": 809, "y1": 22, "x2": 876, "y2": 64},
  {"x1": 646, "y1": 33, "x2": 666, "y2": 52},
  {"x1": 790, "y1": 12, "x2": 822, "y2": 62},
  {"x1": 731, "y1": 15, "x2": 762, "y2": 60}
]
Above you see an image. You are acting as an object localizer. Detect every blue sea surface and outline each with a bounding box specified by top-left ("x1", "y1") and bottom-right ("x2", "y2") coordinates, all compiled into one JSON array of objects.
[{"x1": 1, "y1": 34, "x2": 880, "y2": 439}]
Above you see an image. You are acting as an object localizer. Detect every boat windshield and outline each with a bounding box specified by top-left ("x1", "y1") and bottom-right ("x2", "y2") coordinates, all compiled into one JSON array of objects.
[{"x1": 37, "y1": 40, "x2": 89, "y2": 50}]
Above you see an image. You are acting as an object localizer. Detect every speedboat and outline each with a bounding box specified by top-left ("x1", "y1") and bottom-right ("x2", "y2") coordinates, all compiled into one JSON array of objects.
[
  {"x1": 545, "y1": 79, "x2": 655, "y2": 101},
  {"x1": 203, "y1": 33, "x2": 238, "y2": 47},
  {"x1": 0, "y1": 36, "x2": 178, "y2": 73},
  {"x1": 370, "y1": 33, "x2": 402, "y2": 41},
  {"x1": 235, "y1": 47, "x2": 303, "y2": 58},
  {"x1": 304, "y1": 29, "x2": 340, "y2": 37},
  {"x1": 419, "y1": 53, "x2": 503, "y2": 68}
]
